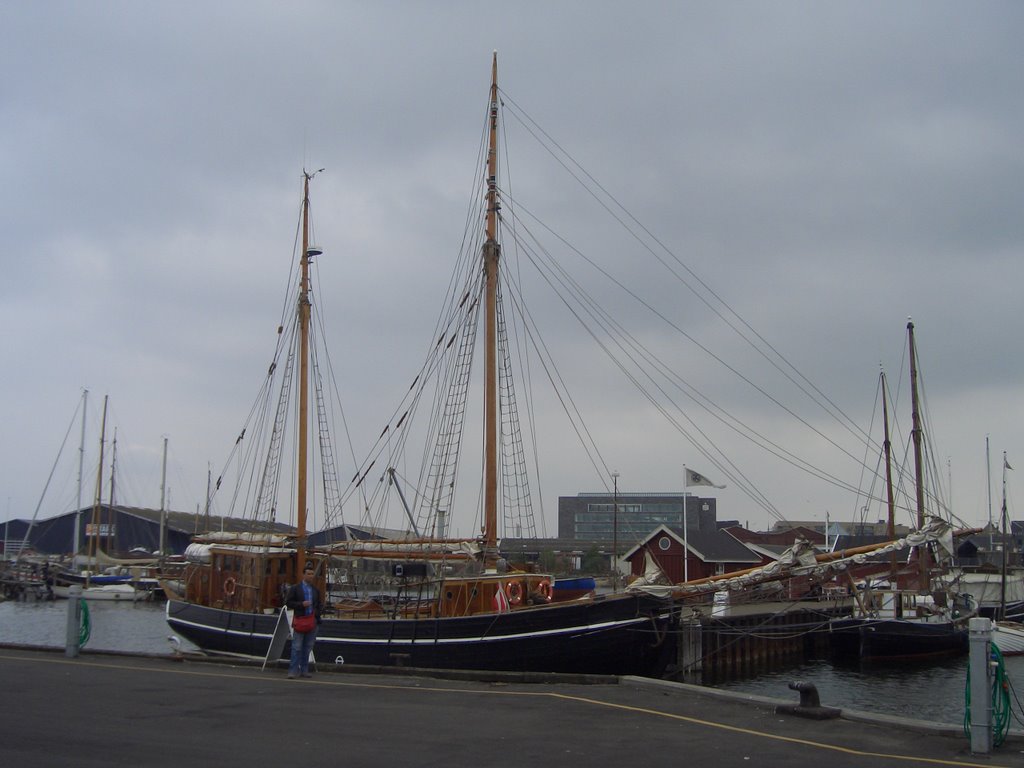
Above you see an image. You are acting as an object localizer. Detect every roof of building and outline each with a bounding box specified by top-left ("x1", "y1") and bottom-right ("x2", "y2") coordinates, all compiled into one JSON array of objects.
[
  {"x1": 620, "y1": 525, "x2": 760, "y2": 564},
  {"x1": 723, "y1": 524, "x2": 826, "y2": 546}
]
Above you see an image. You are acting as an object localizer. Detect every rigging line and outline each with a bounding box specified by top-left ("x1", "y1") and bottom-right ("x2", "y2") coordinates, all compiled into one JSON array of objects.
[
  {"x1": 328, "y1": 230, "x2": 486, "y2": 519},
  {"x1": 501, "y1": 216, "x2": 805, "y2": 511},
  {"x1": 911, "y1": 348, "x2": 960, "y2": 525},
  {"x1": 501, "y1": 223, "x2": 781, "y2": 510},
  {"x1": 500, "y1": 207, "x2": 875, "y2": 509},
  {"x1": 503, "y1": 264, "x2": 785, "y2": 522},
  {"x1": 497, "y1": 92, "x2": 874, "y2": 452},
  {"x1": 336, "y1": 272, "x2": 485, "y2": 527},
  {"x1": 307, "y1": 261, "x2": 359, "y2": 525},
  {"x1": 336, "y1": 97, "x2": 499, "y2": 532},
  {"x1": 419, "y1": 96, "x2": 493, "y2": 356},
  {"x1": 851, "y1": 374, "x2": 886, "y2": 524},
  {"x1": 308, "y1": 316, "x2": 345, "y2": 532},
  {"x1": 498, "y1": 97, "x2": 548, "y2": 539},
  {"x1": 501, "y1": 239, "x2": 789, "y2": 517},
  {"x1": 336, "y1": 263, "x2": 480, "y2": 508},
  {"x1": 22, "y1": 394, "x2": 82, "y2": 554},
  {"x1": 498, "y1": 278, "x2": 613, "y2": 487},
  {"x1": 210, "y1": 229, "x2": 308, "y2": 517},
  {"x1": 507, "y1": 223, "x2": 895, "y2": 520},
  {"x1": 498, "y1": 190, "x2": 882, "y2": 472},
  {"x1": 496, "y1": 279, "x2": 538, "y2": 537},
  {"x1": 418, "y1": 289, "x2": 478, "y2": 531}
]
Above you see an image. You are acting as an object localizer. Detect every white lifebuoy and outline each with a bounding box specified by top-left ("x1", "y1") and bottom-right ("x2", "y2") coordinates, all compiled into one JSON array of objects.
[
  {"x1": 537, "y1": 579, "x2": 552, "y2": 601},
  {"x1": 507, "y1": 581, "x2": 523, "y2": 605},
  {"x1": 223, "y1": 577, "x2": 237, "y2": 597}
]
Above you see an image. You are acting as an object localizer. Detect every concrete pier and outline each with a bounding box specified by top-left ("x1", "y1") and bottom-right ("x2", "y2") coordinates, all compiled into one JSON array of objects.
[{"x1": 1, "y1": 646, "x2": 1022, "y2": 767}]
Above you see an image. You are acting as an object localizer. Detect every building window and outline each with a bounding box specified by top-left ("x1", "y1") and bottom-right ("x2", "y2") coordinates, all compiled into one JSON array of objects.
[{"x1": 658, "y1": 536, "x2": 672, "y2": 551}]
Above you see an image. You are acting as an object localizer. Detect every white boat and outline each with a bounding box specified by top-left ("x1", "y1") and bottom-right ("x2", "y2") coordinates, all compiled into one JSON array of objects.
[
  {"x1": 53, "y1": 583, "x2": 147, "y2": 601},
  {"x1": 992, "y1": 621, "x2": 1024, "y2": 656}
]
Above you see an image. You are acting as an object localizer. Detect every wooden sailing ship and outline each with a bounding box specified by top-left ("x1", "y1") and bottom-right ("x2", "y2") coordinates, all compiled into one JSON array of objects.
[
  {"x1": 826, "y1": 322, "x2": 976, "y2": 661},
  {"x1": 166, "y1": 55, "x2": 679, "y2": 676}
]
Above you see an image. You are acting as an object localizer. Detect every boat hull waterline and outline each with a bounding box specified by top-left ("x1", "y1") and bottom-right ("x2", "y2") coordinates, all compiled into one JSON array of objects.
[
  {"x1": 167, "y1": 593, "x2": 679, "y2": 676},
  {"x1": 828, "y1": 617, "x2": 968, "y2": 662}
]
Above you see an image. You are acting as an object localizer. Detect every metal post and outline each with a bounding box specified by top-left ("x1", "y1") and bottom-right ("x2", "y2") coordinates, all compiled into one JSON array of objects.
[
  {"x1": 968, "y1": 617, "x2": 992, "y2": 754},
  {"x1": 65, "y1": 585, "x2": 83, "y2": 658}
]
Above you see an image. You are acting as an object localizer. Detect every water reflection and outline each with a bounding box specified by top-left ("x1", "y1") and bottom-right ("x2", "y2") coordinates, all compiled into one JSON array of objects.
[{"x1": 714, "y1": 653, "x2": 1024, "y2": 725}]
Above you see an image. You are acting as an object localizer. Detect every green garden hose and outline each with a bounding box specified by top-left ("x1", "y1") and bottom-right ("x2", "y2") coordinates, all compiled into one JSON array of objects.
[
  {"x1": 964, "y1": 642, "x2": 1011, "y2": 747},
  {"x1": 78, "y1": 598, "x2": 91, "y2": 647}
]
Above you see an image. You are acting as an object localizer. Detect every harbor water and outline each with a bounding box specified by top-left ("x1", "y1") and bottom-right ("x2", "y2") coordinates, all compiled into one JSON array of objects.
[
  {"x1": 2, "y1": 598, "x2": 1022, "y2": 726},
  {"x1": 716, "y1": 654, "x2": 1024, "y2": 726},
  {"x1": 0, "y1": 599, "x2": 199, "y2": 655}
]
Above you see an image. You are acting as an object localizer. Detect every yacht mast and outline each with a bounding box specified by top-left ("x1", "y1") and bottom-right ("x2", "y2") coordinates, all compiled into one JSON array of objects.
[
  {"x1": 73, "y1": 388, "x2": 88, "y2": 559},
  {"x1": 880, "y1": 371, "x2": 897, "y2": 581},
  {"x1": 482, "y1": 52, "x2": 501, "y2": 568},
  {"x1": 296, "y1": 169, "x2": 323, "y2": 572},
  {"x1": 1000, "y1": 451, "x2": 1009, "y2": 619},
  {"x1": 88, "y1": 395, "x2": 108, "y2": 583},
  {"x1": 907, "y1": 320, "x2": 929, "y2": 590},
  {"x1": 297, "y1": 171, "x2": 313, "y2": 572}
]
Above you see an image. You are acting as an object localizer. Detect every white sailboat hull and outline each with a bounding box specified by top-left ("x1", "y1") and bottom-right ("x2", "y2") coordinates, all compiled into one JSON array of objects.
[
  {"x1": 992, "y1": 621, "x2": 1024, "y2": 656},
  {"x1": 52, "y1": 583, "x2": 147, "y2": 602}
]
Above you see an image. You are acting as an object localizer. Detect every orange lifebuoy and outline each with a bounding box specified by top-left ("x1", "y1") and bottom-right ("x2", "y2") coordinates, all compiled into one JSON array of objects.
[
  {"x1": 507, "y1": 581, "x2": 523, "y2": 605},
  {"x1": 223, "y1": 577, "x2": 236, "y2": 597},
  {"x1": 537, "y1": 579, "x2": 552, "y2": 601}
]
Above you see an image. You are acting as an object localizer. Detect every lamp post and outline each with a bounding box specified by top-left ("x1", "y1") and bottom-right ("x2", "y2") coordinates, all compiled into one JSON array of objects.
[{"x1": 612, "y1": 471, "x2": 619, "y2": 593}]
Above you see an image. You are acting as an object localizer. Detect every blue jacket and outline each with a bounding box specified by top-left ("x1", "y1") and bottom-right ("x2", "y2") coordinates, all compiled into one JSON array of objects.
[{"x1": 285, "y1": 581, "x2": 322, "y2": 622}]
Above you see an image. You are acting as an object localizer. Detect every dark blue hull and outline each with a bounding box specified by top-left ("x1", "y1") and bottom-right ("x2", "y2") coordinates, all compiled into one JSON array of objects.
[
  {"x1": 167, "y1": 592, "x2": 678, "y2": 677},
  {"x1": 828, "y1": 617, "x2": 968, "y2": 661}
]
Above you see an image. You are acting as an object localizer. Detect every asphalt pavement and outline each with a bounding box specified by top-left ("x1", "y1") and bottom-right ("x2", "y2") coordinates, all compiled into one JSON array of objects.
[{"x1": 1, "y1": 646, "x2": 1022, "y2": 767}]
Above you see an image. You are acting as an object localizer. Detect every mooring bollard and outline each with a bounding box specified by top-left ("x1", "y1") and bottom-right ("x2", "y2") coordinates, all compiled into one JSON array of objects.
[
  {"x1": 968, "y1": 616, "x2": 993, "y2": 754},
  {"x1": 775, "y1": 680, "x2": 840, "y2": 720},
  {"x1": 65, "y1": 584, "x2": 83, "y2": 658}
]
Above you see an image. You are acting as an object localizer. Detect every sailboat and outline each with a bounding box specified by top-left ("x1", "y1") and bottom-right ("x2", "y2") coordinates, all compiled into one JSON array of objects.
[
  {"x1": 166, "y1": 55, "x2": 680, "y2": 676},
  {"x1": 52, "y1": 395, "x2": 151, "y2": 602},
  {"x1": 991, "y1": 453, "x2": 1024, "y2": 655},
  {"x1": 942, "y1": 440, "x2": 1024, "y2": 620},
  {"x1": 827, "y1": 322, "x2": 976, "y2": 661}
]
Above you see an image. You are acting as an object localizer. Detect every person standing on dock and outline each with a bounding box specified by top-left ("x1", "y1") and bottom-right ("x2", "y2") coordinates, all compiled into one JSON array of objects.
[{"x1": 285, "y1": 562, "x2": 321, "y2": 679}]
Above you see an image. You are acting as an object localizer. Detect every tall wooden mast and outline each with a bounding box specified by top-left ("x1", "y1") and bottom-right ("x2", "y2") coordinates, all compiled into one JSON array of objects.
[
  {"x1": 482, "y1": 52, "x2": 501, "y2": 566},
  {"x1": 296, "y1": 171, "x2": 314, "y2": 572},
  {"x1": 907, "y1": 320, "x2": 929, "y2": 589}
]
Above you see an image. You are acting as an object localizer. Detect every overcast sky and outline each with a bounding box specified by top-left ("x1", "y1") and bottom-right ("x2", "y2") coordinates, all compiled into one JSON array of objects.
[{"x1": 3, "y1": 2, "x2": 1022, "y2": 541}]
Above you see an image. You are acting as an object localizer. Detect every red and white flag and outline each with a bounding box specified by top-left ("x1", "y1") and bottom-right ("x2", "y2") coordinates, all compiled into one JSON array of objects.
[{"x1": 492, "y1": 585, "x2": 510, "y2": 613}]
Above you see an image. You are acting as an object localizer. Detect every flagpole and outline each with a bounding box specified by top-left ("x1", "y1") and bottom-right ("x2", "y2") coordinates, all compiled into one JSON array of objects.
[{"x1": 683, "y1": 465, "x2": 689, "y2": 582}]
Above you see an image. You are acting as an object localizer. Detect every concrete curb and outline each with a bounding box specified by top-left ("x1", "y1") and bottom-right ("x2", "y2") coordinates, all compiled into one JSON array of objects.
[{"x1": 623, "y1": 675, "x2": 1024, "y2": 739}]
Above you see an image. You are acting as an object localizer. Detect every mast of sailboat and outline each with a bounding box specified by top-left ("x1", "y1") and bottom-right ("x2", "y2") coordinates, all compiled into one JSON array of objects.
[
  {"x1": 159, "y1": 436, "x2": 168, "y2": 560},
  {"x1": 880, "y1": 370, "x2": 897, "y2": 582},
  {"x1": 986, "y1": 436, "x2": 993, "y2": 552},
  {"x1": 296, "y1": 169, "x2": 322, "y2": 572},
  {"x1": 73, "y1": 388, "x2": 88, "y2": 561},
  {"x1": 907, "y1": 320, "x2": 929, "y2": 590},
  {"x1": 482, "y1": 51, "x2": 501, "y2": 569},
  {"x1": 87, "y1": 395, "x2": 109, "y2": 585},
  {"x1": 108, "y1": 428, "x2": 118, "y2": 556},
  {"x1": 999, "y1": 451, "x2": 1009, "y2": 619}
]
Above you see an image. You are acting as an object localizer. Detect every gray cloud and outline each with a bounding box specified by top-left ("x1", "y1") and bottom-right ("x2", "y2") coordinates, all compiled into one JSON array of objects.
[{"x1": 3, "y1": 2, "x2": 1022, "y2": 538}]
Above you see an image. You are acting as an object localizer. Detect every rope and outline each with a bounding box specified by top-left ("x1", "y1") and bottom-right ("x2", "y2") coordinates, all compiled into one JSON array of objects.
[
  {"x1": 78, "y1": 598, "x2": 91, "y2": 647},
  {"x1": 963, "y1": 642, "x2": 1010, "y2": 747}
]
